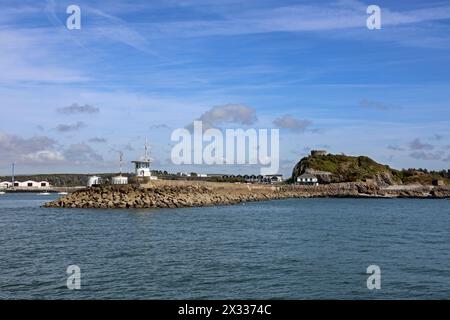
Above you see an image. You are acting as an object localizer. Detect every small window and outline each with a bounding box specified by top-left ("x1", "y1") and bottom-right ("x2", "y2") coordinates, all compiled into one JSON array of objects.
[
  {"x1": 41, "y1": 183, "x2": 47, "y2": 187},
  {"x1": 14, "y1": 182, "x2": 19, "y2": 187},
  {"x1": 28, "y1": 182, "x2": 33, "y2": 187}
]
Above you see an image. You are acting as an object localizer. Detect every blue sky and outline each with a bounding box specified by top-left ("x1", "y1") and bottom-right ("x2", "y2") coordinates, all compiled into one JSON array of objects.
[{"x1": 1, "y1": 0, "x2": 450, "y2": 176}]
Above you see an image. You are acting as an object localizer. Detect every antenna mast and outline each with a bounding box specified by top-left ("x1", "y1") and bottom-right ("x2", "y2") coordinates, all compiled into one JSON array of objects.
[
  {"x1": 144, "y1": 138, "x2": 149, "y2": 161},
  {"x1": 119, "y1": 151, "x2": 123, "y2": 176},
  {"x1": 11, "y1": 163, "x2": 15, "y2": 189}
]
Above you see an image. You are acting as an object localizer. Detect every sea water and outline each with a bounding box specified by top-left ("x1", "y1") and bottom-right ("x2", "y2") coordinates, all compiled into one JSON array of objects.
[{"x1": 0, "y1": 193, "x2": 449, "y2": 299}]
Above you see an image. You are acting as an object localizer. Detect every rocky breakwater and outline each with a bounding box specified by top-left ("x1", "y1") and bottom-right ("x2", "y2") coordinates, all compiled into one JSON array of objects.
[
  {"x1": 43, "y1": 183, "x2": 279, "y2": 209},
  {"x1": 43, "y1": 182, "x2": 450, "y2": 209}
]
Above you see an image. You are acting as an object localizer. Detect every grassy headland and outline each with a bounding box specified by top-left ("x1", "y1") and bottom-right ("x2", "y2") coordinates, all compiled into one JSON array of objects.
[{"x1": 291, "y1": 153, "x2": 449, "y2": 185}]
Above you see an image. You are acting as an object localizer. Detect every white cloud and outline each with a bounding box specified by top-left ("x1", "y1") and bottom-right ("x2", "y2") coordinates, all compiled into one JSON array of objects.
[
  {"x1": 409, "y1": 151, "x2": 443, "y2": 161},
  {"x1": 0, "y1": 132, "x2": 65, "y2": 166},
  {"x1": 89, "y1": 137, "x2": 107, "y2": 143},
  {"x1": 63, "y1": 143, "x2": 103, "y2": 163},
  {"x1": 57, "y1": 103, "x2": 99, "y2": 114},
  {"x1": 44, "y1": 0, "x2": 154, "y2": 54},
  {"x1": 0, "y1": 132, "x2": 57, "y2": 155},
  {"x1": 22, "y1": 150, "x2": 65, "y2": 163},
  {"x1": 409, "y1": 138, "x2": 434, "y2": 151},
  {"x1": 137, "y1": 1, "x2": 450, "y2": 42},
  {"x1": 189, "y1": 104, "x2": 258, "y2": 129},
  {"x1": 55, "y1": 122, "x2": 86, "y2": 132},
  {"x1": 273, "y1": 115, "x2": 312, "y2": 133},
  {"x1": 0, "y1": 28, "x2": 89, "y2": 84},
  {"x1": 359, "y1": 99, "x2": 392, "y2": 111}
]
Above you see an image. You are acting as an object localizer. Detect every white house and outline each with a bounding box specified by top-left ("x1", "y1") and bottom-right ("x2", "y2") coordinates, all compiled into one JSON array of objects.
[
  {"x1": 263, "y1": 174, "x2": 283, "y2": 184},
  {"x1": 297, "y1": 174, "x2": 319, "y2": 186},
  {"x1": 0, "y1": 181, "x2": 12, "y2": 189}
]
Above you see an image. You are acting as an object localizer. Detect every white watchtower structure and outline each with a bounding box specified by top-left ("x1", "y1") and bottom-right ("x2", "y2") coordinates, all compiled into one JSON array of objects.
[{"x1": 131, "y1": 139, "x2": 156, "y2": 179}]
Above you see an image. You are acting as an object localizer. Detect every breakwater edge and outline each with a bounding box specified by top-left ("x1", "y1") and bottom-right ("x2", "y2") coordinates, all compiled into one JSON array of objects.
[{"x1": 43, "y1": 180, "x2": 450, "y2": 209}]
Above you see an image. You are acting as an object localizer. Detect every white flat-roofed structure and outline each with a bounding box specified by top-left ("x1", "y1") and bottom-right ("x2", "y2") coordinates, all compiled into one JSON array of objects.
[
  {"x1": 112, "y1": 176, "x2": 128, "y2": 185},
  {"x1": 132, "y1": 160, "x2": 152, "y2": 177},
  {"x1": 112, "y1": 151, "x2": 129, "y2": 185},
  {"x1": 38, "y1": 181, "x2": 50, "y2": 187},
  {"x1": 297, "y1": 173, "x2": 319, "y2": 186},
  {"x1": 23, "y1": 180, "x2": 39, "y2": 187},
  {"x1": 263, "y1": 174, "x2": 283, "y2": 184},
  {"x1": 132, "y1": 139, "x2": 157, "y2": 180},
  {"x1": 9, "y1": 180, "x2": 51, "y2": 188}
]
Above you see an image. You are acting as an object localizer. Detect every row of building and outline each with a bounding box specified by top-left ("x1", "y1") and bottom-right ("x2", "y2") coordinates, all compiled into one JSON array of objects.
[
  {"x1": 0, "y1": 180, "x2": 51, "y2": 189},
  {"x1": 86, "y1": 173, "x2": 285, "y2": 187},
  {"x1": 204, "y1": 173, "x2": 284, "y2": 184},
  {"x1": 180, "y1": 173, "x2": 319, "y2": 185}
]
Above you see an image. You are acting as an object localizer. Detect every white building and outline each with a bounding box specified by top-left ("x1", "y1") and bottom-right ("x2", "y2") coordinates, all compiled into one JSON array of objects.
[
  {"x1": 8, "y1": 180, "x2": 50, "y2": 188},
  {"x1": 176, "y1": 172, "x2": 191, "y2": 177},
  {"x1": 87, "y1": 176, "x2": 101, "y2": 187},
  {"x1": 0, "y1": 181, "x2": 12, "y2": 189},
  {"x1": 297, "y1": 174, "x2": 319, "y2": 186},
  {"x1": 132, "y1": 140, "x2": 157, "y2": 180},
  {"x1": 263, "y1": 174, "x2": 283, "y2": 184},
  {"x1": 38, "y1": 181, "x2": 50, "y2": 187},
  {"x1": 112, "y1": 176, "x2": 128, "y2": 185},
  {"x1": 111, "y1": 151, "x2": 129, "y2": 185},
  {"x1": 133, "y1": 159, "x2": 152, "y2": 177}
]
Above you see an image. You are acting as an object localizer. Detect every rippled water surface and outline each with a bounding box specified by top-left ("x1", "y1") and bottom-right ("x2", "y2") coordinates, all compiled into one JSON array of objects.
[{"x1": 0, "y1": 193, "x2": 449, "y2": 299}]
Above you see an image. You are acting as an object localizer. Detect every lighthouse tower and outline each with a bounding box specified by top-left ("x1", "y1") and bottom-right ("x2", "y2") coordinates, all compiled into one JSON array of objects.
[{"x1": 131, "y1": 139, "x2": 156, "y2": 179}]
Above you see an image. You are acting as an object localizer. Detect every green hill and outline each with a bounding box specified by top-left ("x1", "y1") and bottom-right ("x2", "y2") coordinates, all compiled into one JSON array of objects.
[{"x1": 292, "y1": 153, "x2": 448, "y2": 185}]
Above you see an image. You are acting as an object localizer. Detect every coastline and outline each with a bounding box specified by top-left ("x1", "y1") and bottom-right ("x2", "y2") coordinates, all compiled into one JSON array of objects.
[{"x1": 43, "y1": 180, "x2": 450, "y2": 209}]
